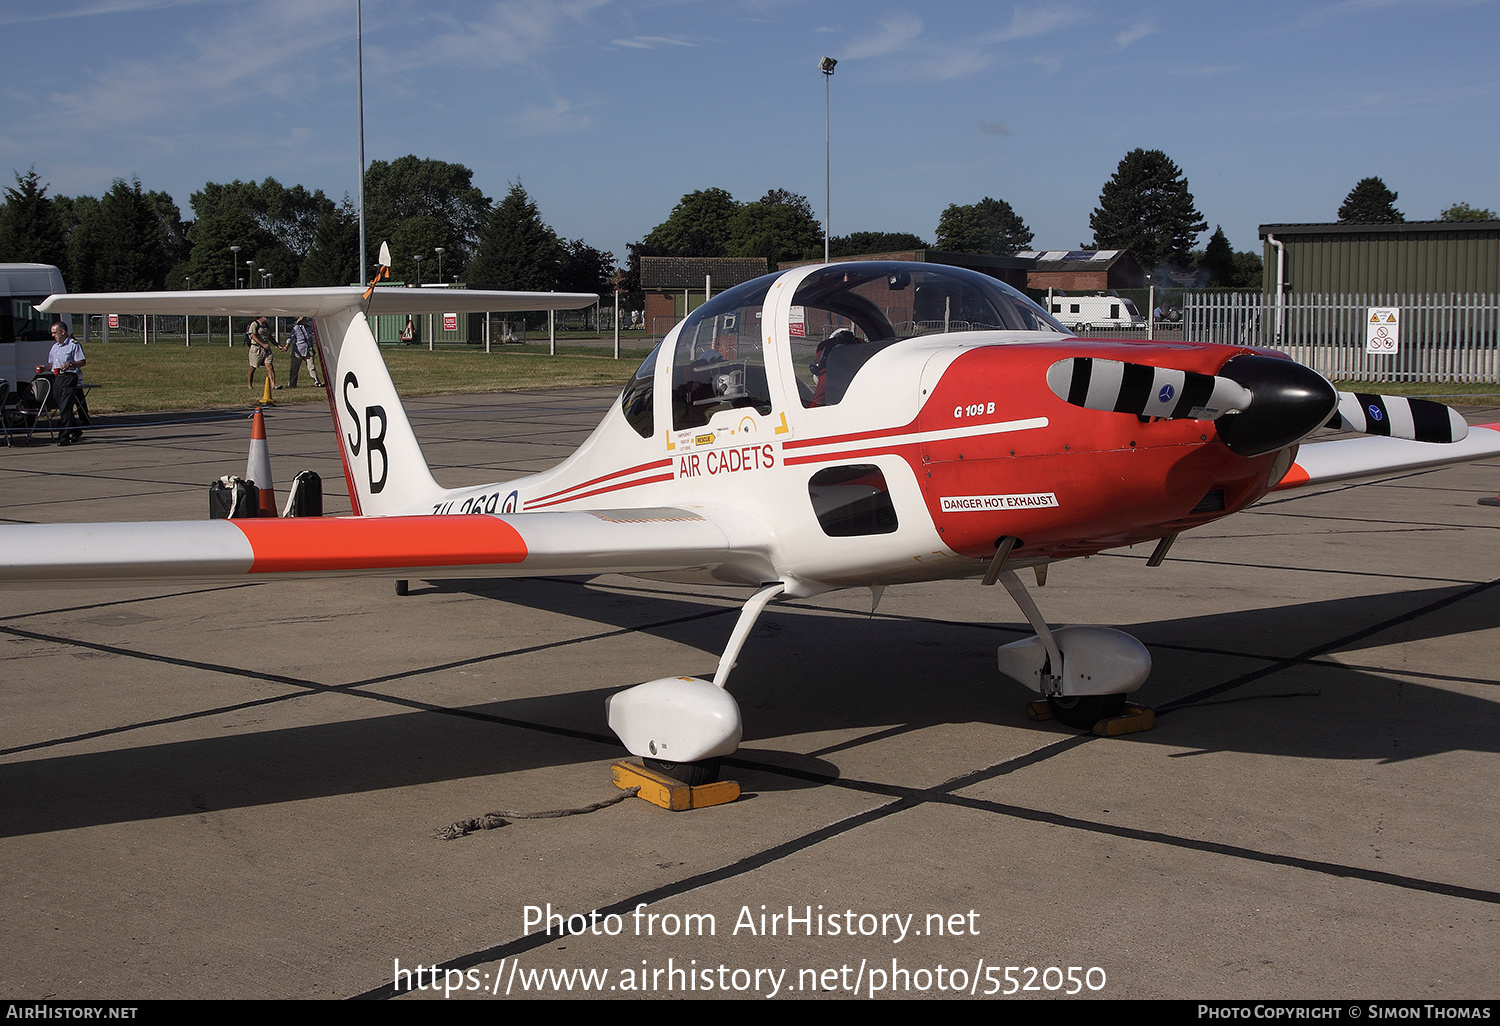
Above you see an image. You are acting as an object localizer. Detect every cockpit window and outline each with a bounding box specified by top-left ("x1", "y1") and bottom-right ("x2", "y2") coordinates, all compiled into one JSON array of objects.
[
  {"x1": 671, "y1": 273, "x2": 780, "y2": 431},
  {"x1": 791, "y1": 263, "x2": 1066, "y2": 407},
  {"x1": 620, "y1": 343, "x2": 658, "y2": 438}
]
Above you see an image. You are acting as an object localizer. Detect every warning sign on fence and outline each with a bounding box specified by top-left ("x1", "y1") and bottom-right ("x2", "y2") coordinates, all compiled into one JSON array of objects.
[
  {"x1": 443, "y1": 312, "x2": 457, "y2": 331},
  {"x1": 1366, "y1": 307, "x2": 1399, "y2": 354}
]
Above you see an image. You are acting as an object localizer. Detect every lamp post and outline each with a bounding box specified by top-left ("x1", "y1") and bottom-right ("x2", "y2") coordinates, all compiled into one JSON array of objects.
[
  {"x1": 183, "y1": 277, "x2": 192, "y2": 347},
  {"x1": 246, "y1": 259, "x2": 255, "y2": 287},
  {"x1": 228, "y1": 247, "x2": 241, "y2": 346},
  {"x1": 414, "y1": 254, "x2": 424, "y2": 285},
  {"x1": 820, "y1": 56, "x2": 836, "y2": 264},
  {"x1": 434, "y1": 246, "x2": 444, "y2": 284}
]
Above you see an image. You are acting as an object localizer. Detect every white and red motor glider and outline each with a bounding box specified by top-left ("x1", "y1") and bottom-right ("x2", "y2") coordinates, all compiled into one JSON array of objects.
[{"x1": 9, "y1": 262, "x2": 1498, "y2": 784}]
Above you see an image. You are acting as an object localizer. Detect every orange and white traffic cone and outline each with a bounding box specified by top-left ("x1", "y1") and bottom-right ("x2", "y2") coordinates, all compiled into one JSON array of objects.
[{"x1": 245, "y1": 408, "x2": 276, "y2": 517}]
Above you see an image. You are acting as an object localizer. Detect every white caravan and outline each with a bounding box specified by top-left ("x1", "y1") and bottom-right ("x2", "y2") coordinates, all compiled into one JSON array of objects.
[{"x1": 1049, "y1": 294, "x2": 1144, "y2": 332}]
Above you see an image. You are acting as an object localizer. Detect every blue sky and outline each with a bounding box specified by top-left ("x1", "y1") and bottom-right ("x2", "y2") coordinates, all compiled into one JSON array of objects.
[{"x1": 3, "y1": 0, "x2": 1497, "y2": 265}]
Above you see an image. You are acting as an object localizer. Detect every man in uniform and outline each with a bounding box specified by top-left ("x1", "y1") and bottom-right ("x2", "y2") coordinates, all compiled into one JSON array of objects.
[{"x1": 46, "y1": 320, "x2": 88, "y2": 446}]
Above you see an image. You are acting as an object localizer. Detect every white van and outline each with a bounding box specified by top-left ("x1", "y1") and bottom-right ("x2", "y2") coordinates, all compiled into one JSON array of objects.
[
  {"x1": 1, "y1": 264, "x2": 67, "y2": 387},
  {"x1": 1049, "y1": 294, "x2": 1145, "y2": 332}
]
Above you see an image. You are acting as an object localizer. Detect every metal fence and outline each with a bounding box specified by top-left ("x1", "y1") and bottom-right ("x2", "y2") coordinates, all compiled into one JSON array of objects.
[{"x1": 1181, "y1": 292, "x2": 1500, "y2": 383}]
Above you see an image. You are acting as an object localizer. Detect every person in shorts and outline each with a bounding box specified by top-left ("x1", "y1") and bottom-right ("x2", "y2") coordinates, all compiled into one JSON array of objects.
[{"x1": 246, "y1": 315, "x2": 286, "y2": 391}]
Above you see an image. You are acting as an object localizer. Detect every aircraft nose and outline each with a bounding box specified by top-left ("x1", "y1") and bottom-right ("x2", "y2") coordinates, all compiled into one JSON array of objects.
[{"x1": 1213, "y1": 354, "x2": 1338, "y2": 457}]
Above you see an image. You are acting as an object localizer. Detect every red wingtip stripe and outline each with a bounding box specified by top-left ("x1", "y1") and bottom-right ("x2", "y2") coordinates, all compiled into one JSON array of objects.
[
  {"x1": 1273, "y1": 464, "x2": 1311, "y2": 491},
  {"x1": 232, "y1": 515, "x2": 528, "y2": 573}
]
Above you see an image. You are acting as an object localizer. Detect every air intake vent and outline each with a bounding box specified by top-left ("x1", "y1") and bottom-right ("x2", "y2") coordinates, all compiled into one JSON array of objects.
[{"x1": 1190, "y1": 489, "x2": 1226, "y2": 515}]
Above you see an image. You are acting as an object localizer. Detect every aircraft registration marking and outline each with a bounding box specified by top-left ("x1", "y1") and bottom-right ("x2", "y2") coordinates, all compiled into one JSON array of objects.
[
  {"x1": 432, "y1": 489, "x2": 515, "y2": 516},
  {"x1": 940, "y1": 493, "x2": 1059, "y2": 512}
]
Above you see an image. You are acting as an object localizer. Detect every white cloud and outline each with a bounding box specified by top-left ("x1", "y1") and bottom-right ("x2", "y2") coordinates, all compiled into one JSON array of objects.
[
  {"x1": 1115, "y1": 18, "x2": 1158, "y2": 49},
  {"x1": 506, "y1": 96, "x2": 594, "y2": 136},
  {"x1": 11, "y1": 0, "x2": 346, "y2": 138},
  {"x1": 843, "y1": 12, "x2": 923, "y2": 59},
  {"x1": 609, "y1": 34, "x2": 695, "y2": 49},
  {"x1": 414, "y1": 0, "x2": 612, "y2": 70},
  {"x1": 983, "y1": 3, "x2": 1087, "y2": 43},
  {"x1": 0, "y1": 0, "x2": 216, "y2": 28},
  {"x1": 1297, "y1": 0, "x2": 1488, "y2": 28}
]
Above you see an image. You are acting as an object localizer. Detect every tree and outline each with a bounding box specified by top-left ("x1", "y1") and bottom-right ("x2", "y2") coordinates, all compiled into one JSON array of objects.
[
  {"x1": 828, "y1": 231, "x2": 929, "y2": 257},
  {"x1": 67, "y1": 179, "x2": 173, "y2": 292},
  {"x1": 1200, "y1": 226, "x2": 1235, "y2": 285},
  {"x1": 1090, "y1": 149, "x2": 1207, "y2": 271},
  {"x1": 184, "y1": 208, "x2": 274, "y2": 289},
  {"x1": 0, "y1": 168, "x2": 67, "y2": 267},
  {"x1": 1231, "y1": 249, "x2": 1264, "y2": 290},
  {"x1": 186, "y1": 177, "x2": 335, "y2": 289},
  {"x1": 639, "y1": 188, "x2": 739, "y2": 257},
  {"x1": 558, "y1": 238, "x2": 614, "y2": 297},
  {"x1": 935, "y1": 197, "x2": 1033, "y2": 255},
  {"x1": 726, "y1": 189, "x2": 822, "y2": 268},
  {"x1": 192, "y1": 178, "x2": 334, "y2": 259},
  {"x1": 1440, "y1": 202, "x2": 1496, "y2": 222},
  {"x1": 390, "y1": 215, "x2": 463, "y2": 284},
  {"x1": 1338, "y1": 177, "x2": 1403, "y2": 223},
  {"x1": 298, "y1": 201, "x2": 361, "y2": 287},
  {"x1": 363, "y1": 156, "x2": 490, "y2": 269},
  {"x1": 464, "y1": 182, "x2": 561, "y2": 291},
  {"x1": 145, "y1": 188, "x2": 191, "y2": 271}
]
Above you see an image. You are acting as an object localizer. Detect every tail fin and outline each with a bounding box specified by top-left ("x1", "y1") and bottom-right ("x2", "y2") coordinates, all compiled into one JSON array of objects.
[
  {"x1": 38, "y1": 285, "x2": 600, "y2": 517},
  {"x1": 312, "y1": 305, "x2": 441, "y2": 516}
]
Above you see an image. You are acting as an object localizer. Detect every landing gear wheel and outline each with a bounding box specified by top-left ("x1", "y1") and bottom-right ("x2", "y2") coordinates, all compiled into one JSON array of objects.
[
  {"x1": 644, "y1": 757, "x2": 721, "y2": 786},
  {"x1": 1046, "y1": 693, "x2": 1127, "y2": 731}
]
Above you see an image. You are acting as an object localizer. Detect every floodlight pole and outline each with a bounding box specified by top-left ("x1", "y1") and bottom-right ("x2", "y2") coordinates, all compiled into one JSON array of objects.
[
  {"x1": 357, "y1": 0, "x2": 367, "y2": 285},
  {"x1": 820, "y1": 56, "x2": 836, "y2": 264}
]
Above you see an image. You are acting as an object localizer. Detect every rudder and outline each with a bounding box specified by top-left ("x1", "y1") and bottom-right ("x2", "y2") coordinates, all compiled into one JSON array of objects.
[{"x1": 312, "y1": 306, "x2": 442, "y2": 516}]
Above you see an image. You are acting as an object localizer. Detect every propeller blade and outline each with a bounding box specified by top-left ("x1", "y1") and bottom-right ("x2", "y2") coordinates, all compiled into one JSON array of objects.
[
  {"x1": 1331, "y1": 392, "x2": 1469, "y2": 443},
  {"x1": 1045, "y1": 357, "x2": 1252, "y2": 421}
]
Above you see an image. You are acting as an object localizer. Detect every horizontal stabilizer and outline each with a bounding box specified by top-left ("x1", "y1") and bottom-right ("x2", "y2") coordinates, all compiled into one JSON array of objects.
[{"x1": 39, "y1": 286, "x2": 599, "y2": 319}]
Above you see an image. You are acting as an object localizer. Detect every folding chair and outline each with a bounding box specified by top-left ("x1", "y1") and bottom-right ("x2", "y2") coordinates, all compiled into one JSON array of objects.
[{"x1": 25, "y1": 375, "x2": 58, "y2": 443}]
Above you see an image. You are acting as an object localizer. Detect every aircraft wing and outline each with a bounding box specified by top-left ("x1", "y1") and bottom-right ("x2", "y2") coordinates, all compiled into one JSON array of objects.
[
  {"x1": 0, "y1": 508, "x2": 745, "y2": 587},
  {"x1": 1275, "y1": 421, "x2": 1500, "y2": 491}
]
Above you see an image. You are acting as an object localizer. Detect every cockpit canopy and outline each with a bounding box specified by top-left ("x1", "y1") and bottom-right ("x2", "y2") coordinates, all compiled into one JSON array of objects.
[
  {"x1": 784, "y1": 262, "x2": 1066, "y2": 407},
  {"x1": 621, "y1": 262, "x2": 1068, "y2": 436}
]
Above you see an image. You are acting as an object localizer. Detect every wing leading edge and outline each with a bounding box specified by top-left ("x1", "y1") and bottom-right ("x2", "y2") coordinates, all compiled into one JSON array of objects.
[{"x1": 1275, "y1": 422, "x2": 1500, "y2": 491}]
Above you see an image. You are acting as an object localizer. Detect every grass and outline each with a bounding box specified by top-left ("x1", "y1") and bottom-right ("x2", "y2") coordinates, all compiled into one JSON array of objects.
[
  {"x1": 67, "y1": 340, "x2": 1500, "y2": 415},
  {"x1": 78, "y1": 339, "x2": 655, "y2": 414},
  {"x1": 1328, "y1": 380, "x2": 1500, "y2": 400}
]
